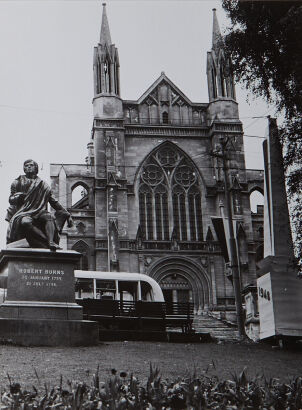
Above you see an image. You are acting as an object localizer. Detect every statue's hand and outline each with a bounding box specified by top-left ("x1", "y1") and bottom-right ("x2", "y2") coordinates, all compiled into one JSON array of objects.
[
  {"x1": 13, "y1": 192, "x2": 26, "y2": 204},
  {"x1": 14, "y1": 192, "x2": 25, "y2": 198}
]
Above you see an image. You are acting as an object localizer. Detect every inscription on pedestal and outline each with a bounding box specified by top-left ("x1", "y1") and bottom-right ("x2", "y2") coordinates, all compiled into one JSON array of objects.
[
  {"x1": 19, "y1": 267, "x2": 64, "y2": 289},
  {"x1": 7, "y1": 261, "x2": 76, "y2": 303}
]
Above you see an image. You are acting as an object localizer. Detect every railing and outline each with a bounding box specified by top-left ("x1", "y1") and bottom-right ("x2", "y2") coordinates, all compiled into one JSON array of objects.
[
  {"x1": 95, "y1": 239, "x2": 221, "y2": 252},
  {"x1": 77, "y1": 299, "x2": 194, "y2": 333},
  {"x1": 78, "y1": 299, "x2": 194, "y2": 318},
  {"x1": 124, "y1": 118, "x2": 206, "y2": 127},
  {"x1": 143, "y1": 240, "x2": 220, "y2": 252},
  {"x1": 143, "y1": 241, "x2": 171, "y2": 250}
]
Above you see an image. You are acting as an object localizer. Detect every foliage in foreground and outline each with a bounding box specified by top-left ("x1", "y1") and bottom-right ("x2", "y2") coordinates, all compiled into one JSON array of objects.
[{"x1": 2, "y1": 365, "x2": 302, "y2": 409}]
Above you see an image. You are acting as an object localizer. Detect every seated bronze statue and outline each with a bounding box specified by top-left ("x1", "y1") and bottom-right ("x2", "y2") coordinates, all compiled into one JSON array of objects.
[{"x1": 6, "y1": 159, "x2": 72, "y2": 251}]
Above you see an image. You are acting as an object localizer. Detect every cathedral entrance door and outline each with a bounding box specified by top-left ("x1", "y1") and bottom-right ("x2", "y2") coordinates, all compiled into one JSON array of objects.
[
  {"x1": 162, "y1": 289, "x2": 173, "y2": 303},
  {"x1": 160, "y1": 274, "x2": 193, "y2": 313},
  {"x1": 177, "y1": 289, "x2": 190, "y2": 303},
  {"x1": 162, "y1": 289, "x2": 173, "y2": 314},
  {"x1": 149, "y1": 257, "x2": 211, "y2": 315}
]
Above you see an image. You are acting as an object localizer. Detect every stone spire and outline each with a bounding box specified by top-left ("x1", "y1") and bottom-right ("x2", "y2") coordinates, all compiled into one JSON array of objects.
[
  {"x1": 100, "y1": 3, "x2": 112, "y2": 46},
  {"x1": 207, "y1": 7, "x2": 236, "y2": 105},
  {"x1": 93, "y1": 3, "x2": 120, "y2": 96},
  {"x1": 212, "y1": 8, "x2": 222, "y2": 53}
]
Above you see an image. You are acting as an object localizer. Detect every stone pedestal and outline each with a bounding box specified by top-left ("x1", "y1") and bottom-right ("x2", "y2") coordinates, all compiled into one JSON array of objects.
[
  {"x1": 257, "y1": 256, "x2": 302, "y2": 340},
  {"x1": 256, "y1": 119, "x2": 300, "y2": 341},
  {"x1": 0, "y1": 248, "x2": 98, "y2": 346}
]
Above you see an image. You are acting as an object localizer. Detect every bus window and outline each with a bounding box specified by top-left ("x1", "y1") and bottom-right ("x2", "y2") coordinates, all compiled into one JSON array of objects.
[
  {"x1": 75, "y1": 278, "x2": 94, "y2": 299},
  {"x1": 118, "y1": 281, "x2": 137, "y2": 302},
  {"x1": 141, "y1": 281, "x2": 153, "y2": 301},
  {"x1": 96, "y1": 279, "x2": 116, "y2": 300}
]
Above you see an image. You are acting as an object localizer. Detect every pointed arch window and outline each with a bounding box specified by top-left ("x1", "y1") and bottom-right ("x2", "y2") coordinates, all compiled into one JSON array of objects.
[
  {"x1": 72, "y1": 241, "x2": 89, "y2": 270},
  {"x1": 138, "y1": 144, "x2": 203, "y2": 242},
  {"x1": 139, "y1": 184, "x2": 153, "y2": 240},
  {"x1": 188, "y1": 185, "x2": 203, "y2": 241},
  {"x1": 155, "y1": 184, "x2": 169, "y2": 240},
  {"x1": 173, "y1": 185, "x2": 187, "y2": 240},
  {"x1": 162, "y1": 111, "x2": 169, "y2": 124},
  {"x1": 211, "y1": 67, "x2": 217, "y2": 98},
  {"x1": 71, "y1": 184, "x2": 89, "y2": 209},
  {"x1": 104, "y1": 58, "x2": 111, "y2": 93},
  {"x1": 220, "y1": 65, "x2": 226, "y2": 97},
  {"x1": 96, "y1": 60, "x2": 101, "y2": 94}
]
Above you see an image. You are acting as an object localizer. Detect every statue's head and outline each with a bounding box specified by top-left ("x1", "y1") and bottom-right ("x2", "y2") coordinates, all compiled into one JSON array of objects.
[{"x1": 23, "y1": 159, "x2": 39, "y2": 176}]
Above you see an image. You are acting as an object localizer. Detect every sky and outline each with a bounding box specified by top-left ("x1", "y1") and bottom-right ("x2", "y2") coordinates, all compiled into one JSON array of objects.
[{"x1": 0, "y1": 0, "x2": 273, "y2": 248}]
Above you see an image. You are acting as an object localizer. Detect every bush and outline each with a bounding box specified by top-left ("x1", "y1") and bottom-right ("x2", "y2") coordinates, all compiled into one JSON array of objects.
[{"x1": 1, "y1": 364, "x2": 302, "y2": 409}]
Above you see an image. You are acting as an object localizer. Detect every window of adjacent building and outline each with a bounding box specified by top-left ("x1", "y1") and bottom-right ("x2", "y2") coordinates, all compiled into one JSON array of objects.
[
  {"x1": 249, "y1": 190, "x2": 264, "y2": 213},
  {"x1": 72, "y1": 185, "x2": 89, "y2": 209},
  {"x1": 138, "y1": 144, "x2": 203, "y2": 242}
]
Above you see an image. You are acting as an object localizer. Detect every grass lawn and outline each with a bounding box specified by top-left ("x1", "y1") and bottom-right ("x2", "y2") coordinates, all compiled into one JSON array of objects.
[{"x1": 1, "y1": 341, "x2": 301, "y2": 390}]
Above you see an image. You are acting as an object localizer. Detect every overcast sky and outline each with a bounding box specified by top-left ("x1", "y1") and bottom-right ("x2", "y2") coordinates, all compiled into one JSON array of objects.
[{"x1": 0, "y1": 0, "x2": 272, "y2": 248}]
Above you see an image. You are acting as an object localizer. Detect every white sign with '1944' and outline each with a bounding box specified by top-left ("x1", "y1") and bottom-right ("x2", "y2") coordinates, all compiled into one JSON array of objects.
[{"x1": 257, "y1": 272, "x2": 276, "y2": 339}]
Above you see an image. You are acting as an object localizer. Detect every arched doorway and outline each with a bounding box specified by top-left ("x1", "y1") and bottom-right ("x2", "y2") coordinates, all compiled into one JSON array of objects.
[
  {"x1": 160, "y1": 273, "x2": 193, "y2": 304},
  {"x1": 148, "y1": 257, "x2": 211, "y2": 314}
]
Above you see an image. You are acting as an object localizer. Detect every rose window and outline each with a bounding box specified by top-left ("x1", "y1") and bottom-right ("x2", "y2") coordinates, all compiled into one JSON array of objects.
[
  {"x1": 174, "y1": 165, "x2": 196, "y2": 187},
  {"x1": 142, "y1": 164, "x2": 164, "y2": 186},
  {"x1": 157, "y1": 147, "x2": 179, "y2": 167}
]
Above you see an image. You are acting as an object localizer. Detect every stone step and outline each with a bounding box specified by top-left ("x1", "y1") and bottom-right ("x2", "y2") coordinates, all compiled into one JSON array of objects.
[
  {"x1": 193, "y1": 317, "x2": 236, "y2": 325},
  {"x1": 195, "y1": 325, "x2": 234, "y2": 328},
  {"x1": 194, "y1": 326, "x2": 237, "y2": 332},
  {"x1": 193, "y1": 314, "x2": 239, "y2": 341},
  {"x1": 193, "y1": 322, "x2": 236, "y2": 328},
  {"x1": 194, "y1": 329, "x2": 238, "y2": 337},
  {"x1": 206, "y1": 329, "x2": 238, "y2": 336}
]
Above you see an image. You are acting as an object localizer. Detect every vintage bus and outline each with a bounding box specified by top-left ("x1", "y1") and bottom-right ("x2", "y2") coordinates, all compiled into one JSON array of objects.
[
  {"x1": 74, "y1": 270, "x2": 165, "y2": 302},
  {"x1": 74, "y1": 270, "x2": 193, "y2": 332}
]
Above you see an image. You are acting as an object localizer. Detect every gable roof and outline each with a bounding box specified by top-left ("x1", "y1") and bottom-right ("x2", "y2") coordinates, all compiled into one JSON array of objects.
[{"x1": 137, "y1": 72, "x2": 193, "y2": 105}]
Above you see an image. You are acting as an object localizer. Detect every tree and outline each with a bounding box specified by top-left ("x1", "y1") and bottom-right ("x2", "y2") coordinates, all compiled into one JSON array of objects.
[{"x1": 222, "y1": 0, "x2": 302, "y2": 266}]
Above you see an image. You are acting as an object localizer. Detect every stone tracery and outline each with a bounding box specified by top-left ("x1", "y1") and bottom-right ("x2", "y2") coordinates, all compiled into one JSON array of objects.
[{"x1": 139, "y1": 144, "x2": 203, "y2": 242}]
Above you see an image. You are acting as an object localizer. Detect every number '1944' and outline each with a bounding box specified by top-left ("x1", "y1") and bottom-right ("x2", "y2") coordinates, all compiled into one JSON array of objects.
[{"x1": 258, "y1": 287, "x2": 271, "y2": 301}]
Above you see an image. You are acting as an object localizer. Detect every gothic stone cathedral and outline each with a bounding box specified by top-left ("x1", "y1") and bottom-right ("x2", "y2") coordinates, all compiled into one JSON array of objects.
[{"x1": 50, "y1": 6, "x2": 264, "y2": 315}]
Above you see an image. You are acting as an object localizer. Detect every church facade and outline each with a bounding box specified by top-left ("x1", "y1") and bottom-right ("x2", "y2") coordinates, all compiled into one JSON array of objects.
[{"x1": 50, "y1": 6, "x2": 264, "y2": 314}]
